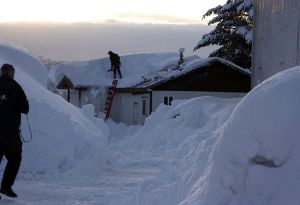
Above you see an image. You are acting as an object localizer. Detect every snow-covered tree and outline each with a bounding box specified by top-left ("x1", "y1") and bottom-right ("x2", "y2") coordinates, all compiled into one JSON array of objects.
[{"x1": 195, "y1": 0, "x2": 253, "y2": 69}]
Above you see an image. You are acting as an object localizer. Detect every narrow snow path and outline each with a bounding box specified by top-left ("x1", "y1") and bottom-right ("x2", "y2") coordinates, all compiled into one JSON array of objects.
[
  {"x1": 5, "y1": 167, "x2": 158, "y2": 204},
  {"x1": 0, "y1": 125, "x2": 164, "y2": 205}
]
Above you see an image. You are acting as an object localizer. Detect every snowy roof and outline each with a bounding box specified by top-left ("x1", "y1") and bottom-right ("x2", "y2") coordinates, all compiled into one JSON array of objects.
[
  {"x1": 49, "y1": 53, "x2": 249, "y2": 90},
  {"x1": 49, "y1": 61, "x2": 105, "y2": 88},
  {"x1": 49, "y1": 52, "x2": 181, "y2": 88},
  {"x1": 130, "y1": 57, "x2": 250, "y2": 89}
]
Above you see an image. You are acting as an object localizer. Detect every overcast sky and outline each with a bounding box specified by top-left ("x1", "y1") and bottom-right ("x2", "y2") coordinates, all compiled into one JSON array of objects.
[
  {"x1": 0, "y1": 22, "x2": 218, "y2": 61},
  {"x1": 0, "y1": 0, "x2": 226, "y2": 61},
  {"x1": 0, "y1": 0, "x2": 226, "y2": 24}
]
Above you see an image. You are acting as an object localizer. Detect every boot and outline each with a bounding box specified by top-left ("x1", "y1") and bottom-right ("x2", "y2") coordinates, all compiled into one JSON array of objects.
[{"x1": 0, "y1": 187, "x2": 17, "y2": 198}]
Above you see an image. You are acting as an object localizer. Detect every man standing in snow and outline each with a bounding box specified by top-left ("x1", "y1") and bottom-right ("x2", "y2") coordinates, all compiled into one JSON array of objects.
[
  {"x1": 107, "y1": 51, "x2": 122, "y2": 79},
  {"x1": 0, "y1": 64, "x2": 29, "y2": 198}
]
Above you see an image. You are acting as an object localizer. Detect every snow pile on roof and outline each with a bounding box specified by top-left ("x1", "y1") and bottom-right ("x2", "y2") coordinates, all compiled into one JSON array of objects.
[
  {"x1": 0, "y1": 43, "x2": 47, "y2": 87},
  {"x1": 49, "y1": 52, "x2": 181, "y2": 88},
  {"x1": 49, "y1": 53, "x2": 250, "y2": 90},
  {"x1": 135, "y1": 56, "x2": 249, "y2": 88},
  {"x1": 51, "y1": 61, "x2": 106, "y2": 87},
  {"x1": 0, "y1": 42, "x2": 108, "y2": 176}
]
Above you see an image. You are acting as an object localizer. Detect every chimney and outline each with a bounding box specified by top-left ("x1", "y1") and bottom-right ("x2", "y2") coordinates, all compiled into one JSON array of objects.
[{"x1": 178, "y1": 48, "x2": 185, "y2": 65}]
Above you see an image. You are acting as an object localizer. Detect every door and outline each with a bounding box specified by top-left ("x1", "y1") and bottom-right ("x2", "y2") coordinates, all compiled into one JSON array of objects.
[
  {"x1": 141, "y1": 96, "x2": 149, "y2": 123},
  {"x1": 133, "y1": 102, "x2": 139, "y2": 124}
]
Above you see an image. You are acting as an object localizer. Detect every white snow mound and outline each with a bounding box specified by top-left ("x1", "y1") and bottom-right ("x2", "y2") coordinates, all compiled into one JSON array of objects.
[
  {"x1": 0, "y1": 43, "x2": 47, "y2": 87},
  {"x1": 111, "y1": 97, "x2": 240, "y2": 205},
  {"x1": 0, "y1": 42, "x2": 108, "y2": 177},
  {"x1": 181, "y1": 66, "x2": 300, "y2": 205}
]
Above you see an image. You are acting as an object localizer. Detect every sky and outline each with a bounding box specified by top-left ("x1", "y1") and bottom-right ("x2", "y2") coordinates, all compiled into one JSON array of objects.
[
  {"x1": 0, "y1": 0, "x2": 226, "y2": 61},
  {"x1": 1, "y1": 0, "x2": 226, "y2": 24}
]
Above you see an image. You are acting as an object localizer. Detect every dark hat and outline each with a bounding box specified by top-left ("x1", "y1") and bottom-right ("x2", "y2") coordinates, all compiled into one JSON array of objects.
[
  {"x1": 108, "y1": 51, "x2": 113, "y2": 55},
  {"x1": 1, "y1": 63, "x2": 15, "y2": 78}
]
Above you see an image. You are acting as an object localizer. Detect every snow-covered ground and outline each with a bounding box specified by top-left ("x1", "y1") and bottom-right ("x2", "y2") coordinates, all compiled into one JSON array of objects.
[
  {"x1": 1, "y1": 42, "x2": 300, "y2": 204},
  {"x1": 1, "y1": 96, "x2": 239, "y2": 205}
]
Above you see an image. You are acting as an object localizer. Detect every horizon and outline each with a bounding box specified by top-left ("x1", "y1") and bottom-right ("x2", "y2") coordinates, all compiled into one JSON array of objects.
[{"x1": 0, "y1": 22, "x2": 217, "y2": 61}]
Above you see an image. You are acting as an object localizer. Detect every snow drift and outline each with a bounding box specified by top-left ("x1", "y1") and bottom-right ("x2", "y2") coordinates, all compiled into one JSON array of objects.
[
  {"x1": 0, "y1": 43, "x2": 47, "y2": 87},
  {"x1": 112, "y1": 66, "x2": 300, "y2": 205},
  {"x1": 0, "y1": 42, "x2": 108, "y2": 177},
  {"x1": 110, "y1": 97, "x2": 240, "y2": 205},
  {"x1": 180, "y1": 66, "x2": 300, "y2": 205}
]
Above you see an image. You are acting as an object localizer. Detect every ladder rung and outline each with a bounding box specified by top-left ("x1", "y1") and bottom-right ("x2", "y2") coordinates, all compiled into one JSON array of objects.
[{"x1": 104, "y1": 80, "x2": 118, "y2": 121}]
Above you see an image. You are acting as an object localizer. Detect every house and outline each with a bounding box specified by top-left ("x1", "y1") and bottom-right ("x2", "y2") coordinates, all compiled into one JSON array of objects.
[
  {"x1": 48, "y1": 52, "x2": 180, "y2": 114},
  {"x1": 48, "y1": 62, "x2": 107, "y2": 113},
  {"x1": 252, "y1": 0, "x2": 300, "y2": 86},
  {"x1": 48, "y1": 53, "x2": 250, "y2": 125},
  {"x1": 111, "y1": 57, "x2": 251, "y2": 125}
]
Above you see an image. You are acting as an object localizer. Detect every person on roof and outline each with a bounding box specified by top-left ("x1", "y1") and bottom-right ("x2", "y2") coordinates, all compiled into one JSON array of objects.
[
  {"x1": 107, "y1": 51, "x2": 122, "y2": 79},
  {"x1": 0, "y1": 64, "x2": 29, "y2": 199}
]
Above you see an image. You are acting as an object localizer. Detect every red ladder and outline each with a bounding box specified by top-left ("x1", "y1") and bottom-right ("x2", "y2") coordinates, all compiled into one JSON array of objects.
[{"x1": 104, "y1": 79, "x2": 118, "y2": 121}]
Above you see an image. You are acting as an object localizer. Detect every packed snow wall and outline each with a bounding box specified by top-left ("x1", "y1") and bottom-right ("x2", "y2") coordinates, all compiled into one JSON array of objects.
[
  {"x1": 0, "y1": 44, "x2": 47, "y2": 87},
  {"x1": 252, "y1": 0, "x2": 300, "y2": 86},
  {"x1": 0, "y1": 42, "x2": 108, "y2": 176}
]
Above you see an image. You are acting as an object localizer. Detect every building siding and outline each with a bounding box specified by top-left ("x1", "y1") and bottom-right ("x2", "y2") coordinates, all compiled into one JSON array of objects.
[
  {"x1": 252, "y1": 0, "x2": 300, "y2": 86},
  {"x1": 110, "y1": 93, "x2": 150, "y2": 125},
  {"x1": 152, "y1": 91, "x2": 246, "y2": 111}
]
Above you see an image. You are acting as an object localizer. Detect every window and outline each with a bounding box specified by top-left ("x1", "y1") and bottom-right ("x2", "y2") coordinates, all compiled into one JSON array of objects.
[{"x1": 163, "y1": 96, "x2": 173, "y2": 106}]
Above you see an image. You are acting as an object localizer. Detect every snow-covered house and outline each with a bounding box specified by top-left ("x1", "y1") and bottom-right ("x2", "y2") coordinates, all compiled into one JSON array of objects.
[
  {"x1": 111, "y1": 57, "x2": 251, "y2": 125},
  {"x1": 49, "y1": 63, "x2": 106, "y2": 112},
  {"x1": 48, "y1": 53, "x2": 180, "y2": 114},
  {"x1": 252, "y1": 0, "x2": 300, "y2": 86},
  {"x1": 48, "y1": 53, "x2": 250, "y2": 125},
  {"x1": 55, "y1": 75, "x2": 91, "y2": 108}
]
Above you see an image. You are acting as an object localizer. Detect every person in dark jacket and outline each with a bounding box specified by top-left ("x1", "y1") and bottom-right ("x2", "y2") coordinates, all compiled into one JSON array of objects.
[
  {"x1": 0, "y1": 64, "x2": 29, "y2": 198},
  {"x1": 108, "y1": 51, "x2": 122, "y2": 79}
]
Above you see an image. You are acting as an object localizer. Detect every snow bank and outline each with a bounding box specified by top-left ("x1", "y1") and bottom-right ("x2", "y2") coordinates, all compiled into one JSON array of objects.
[
  {"x1": 0, "y1": 42, "x2": 108, "y2": 177},
  {"x1": 180, "y1": 66, "x2": 300, "y2": 205},
  {"x1": 121, "y1": 97, "x2": 239, "y2": 155},
  {"x1": 111, "y1": 96, "x2": 240, "y2": 205},
  {"x1": 114, "y1": 66, "x2": 300, "y2": 205},
  {"x1": 0, "y1": 43, "x2": 47, "y2": 87}
]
